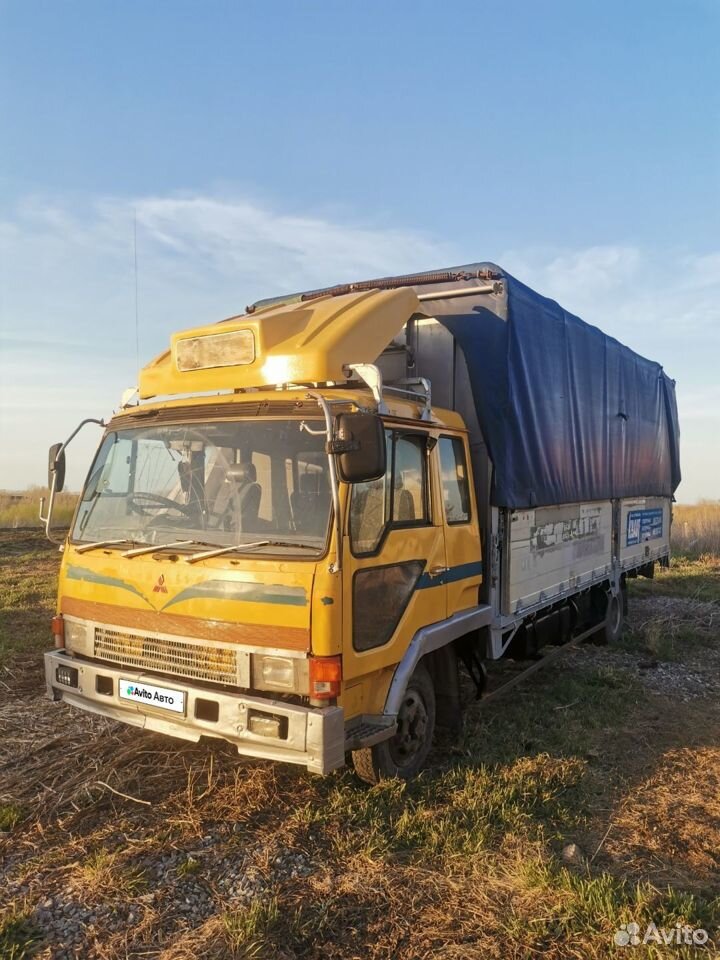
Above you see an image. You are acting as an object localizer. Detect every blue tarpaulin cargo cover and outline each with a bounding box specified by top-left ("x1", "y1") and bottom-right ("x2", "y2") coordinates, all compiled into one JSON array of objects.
[
  {"x1": 432, "y1": 265, "x2": 681, "y2": 508},
  {"x1": 251, "y1": 262, "x2": 681, "y2": 509}
]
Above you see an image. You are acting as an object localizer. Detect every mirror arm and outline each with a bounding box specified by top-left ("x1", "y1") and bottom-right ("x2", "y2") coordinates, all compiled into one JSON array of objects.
[
  {"x1": 299, "y1": 420, "x2": 326, "y2": 437},
  {"x1": 345, "y1": 363, "x2": 388, "y2": 414},
  {"x1": 39, "y1": 471, "x2": 62, "y2": 545},
  {"x1": 306, "y1": 392, "x2": 342, "y2": 575},
  {"x1": 40, "y1": 417, "x2": 106, "y2": 545},
  {"x1": 57, "y1": 418, "x2": 106, "y2": 459}
]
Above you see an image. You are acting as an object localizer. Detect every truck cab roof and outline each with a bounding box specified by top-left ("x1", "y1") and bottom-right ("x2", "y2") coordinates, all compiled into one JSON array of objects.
[{"x1": 114, "y1": 384, "x2": 467, "y2": 434}]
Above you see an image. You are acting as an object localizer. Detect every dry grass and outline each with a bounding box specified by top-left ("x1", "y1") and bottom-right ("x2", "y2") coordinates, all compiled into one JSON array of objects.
[
  {"x1": 0, "y1": 488, "x2": 77, "y2": 530},
  {"x1": 603, "y1": 745, "x2": 720, "y2": 889},
  {"x1": 0, "y1": 531, "x2": 60, "y2": 670},
  {"x1": 672, "y1": 500, "x2": 720, "y2": 558},
  {"x1": 0, "y1": 904, "x2": 42, "y2": 960},
  {"x1": 1, "y1": 532, "x2": 720, "y2": 958},
  {"x1": 72, "y1": 848, "x2": 147, "y2": 901},
  {"x1": 619, "y1": 594, "x2": 719, "y2": 660},
  {"x1": 629, "y1": 554, "x2": 720, "y2": 605}
]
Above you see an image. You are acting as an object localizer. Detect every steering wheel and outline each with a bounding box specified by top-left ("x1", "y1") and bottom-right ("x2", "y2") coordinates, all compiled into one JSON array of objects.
[{"x1": 127, "y1": 492, "x2": 196, "y2": 518}]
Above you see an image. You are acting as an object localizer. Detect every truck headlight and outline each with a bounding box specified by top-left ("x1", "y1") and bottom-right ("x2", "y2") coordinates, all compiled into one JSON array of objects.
[
  {"x1": 64, "y1": 618, "x2": 89, "y2": 654},
  {"x1": 251, "y1": 654, "x2": 307, "y2": 693}
]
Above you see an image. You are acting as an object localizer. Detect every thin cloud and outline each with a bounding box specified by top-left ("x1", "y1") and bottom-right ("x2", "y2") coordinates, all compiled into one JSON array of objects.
[
  {"x1": 0, "y1": 193, "x2": 718, "y2": 500},
  {"x1": 0, "y1": 192, "x2": 453, "y2": 490},
  {"x1": 501, "y1": 244, "x2": 720, "y2": 341}
]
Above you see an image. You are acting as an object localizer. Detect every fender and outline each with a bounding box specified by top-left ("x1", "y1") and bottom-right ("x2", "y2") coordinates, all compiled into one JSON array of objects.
[{"x1": 383, "y1": 604, "x2": 493, "y2": 717}]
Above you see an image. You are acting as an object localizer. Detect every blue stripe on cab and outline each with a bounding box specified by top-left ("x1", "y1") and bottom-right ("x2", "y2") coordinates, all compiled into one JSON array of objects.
[
  {"x1": 162, "y1": 579, "x2": 308, "y2": 611},
  {"x1": 416, "y1": 560, "x2": 483, "y2": 589}
]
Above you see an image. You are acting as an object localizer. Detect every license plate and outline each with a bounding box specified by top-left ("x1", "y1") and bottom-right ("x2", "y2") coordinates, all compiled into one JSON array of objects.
[{"x1": 119, "y1": 679, "x2": 185, "y2": 714}]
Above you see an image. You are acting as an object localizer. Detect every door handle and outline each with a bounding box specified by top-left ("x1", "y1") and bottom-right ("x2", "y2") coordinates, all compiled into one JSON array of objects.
[{"x1": 428, "y1": 565, "x2": 448, "y2": 577}]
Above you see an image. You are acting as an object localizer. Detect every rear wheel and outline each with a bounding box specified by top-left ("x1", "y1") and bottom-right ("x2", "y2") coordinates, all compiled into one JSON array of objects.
[
  {"x1": 352, "y1": 664, "x2": 436, "y2": 785},
  {"x1": 602, "y1": 588, "x2": 625, "y2": 644}
]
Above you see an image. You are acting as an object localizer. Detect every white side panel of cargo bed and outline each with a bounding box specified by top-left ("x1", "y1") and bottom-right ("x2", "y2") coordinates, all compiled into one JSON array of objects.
[
  {"x1": 618, "y1": 497, "x2": 671, "y2": 569},
  {"x1": 506, "y1": 501, "x2": 613, "y2": 615}
]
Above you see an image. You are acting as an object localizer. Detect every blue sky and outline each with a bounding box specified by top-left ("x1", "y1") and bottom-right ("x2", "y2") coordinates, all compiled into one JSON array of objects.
[{"x1": 1, "y1": 0, "x2": 718, "y2": 499}]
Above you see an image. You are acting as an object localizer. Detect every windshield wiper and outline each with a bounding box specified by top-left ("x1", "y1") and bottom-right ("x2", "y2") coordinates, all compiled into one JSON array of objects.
[
  {"x1": 74, "y1": 538, "x2": 131, "y2": 554},
  {"x1": 122, "y1": 540, "x2": 196, "y2": 558},
  {"x1": 185, "y1": 539, "x2": 322, "y2": 564}
]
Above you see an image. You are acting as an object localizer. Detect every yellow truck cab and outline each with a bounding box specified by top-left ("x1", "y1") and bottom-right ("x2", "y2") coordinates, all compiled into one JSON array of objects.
[{"x1": 41, "y1": 263, "x2": 680, "y2": 783}]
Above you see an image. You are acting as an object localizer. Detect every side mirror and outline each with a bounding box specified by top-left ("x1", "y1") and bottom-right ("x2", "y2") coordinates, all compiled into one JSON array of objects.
[
  {"x1": 48, "y1": 443, "x2": 66, "y2": 493},
  {"x1": 332, "y1": 412, "x2": 386, "y2": 483}
]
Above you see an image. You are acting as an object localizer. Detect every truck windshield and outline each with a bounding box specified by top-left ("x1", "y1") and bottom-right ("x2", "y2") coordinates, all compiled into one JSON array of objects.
[{"x1": 71, "y1": 419, "x2": 332, "y2": 553}]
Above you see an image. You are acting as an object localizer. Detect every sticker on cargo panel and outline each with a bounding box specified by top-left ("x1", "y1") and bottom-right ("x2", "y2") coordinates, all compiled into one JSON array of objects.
[{"x1": 626, "y1": 508, "x2": 663, "y2": 546}]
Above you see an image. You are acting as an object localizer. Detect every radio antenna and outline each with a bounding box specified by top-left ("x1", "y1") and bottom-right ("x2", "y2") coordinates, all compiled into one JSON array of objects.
[{"x1": 133, "y1": 209, "x2": 140, "y2": 382}]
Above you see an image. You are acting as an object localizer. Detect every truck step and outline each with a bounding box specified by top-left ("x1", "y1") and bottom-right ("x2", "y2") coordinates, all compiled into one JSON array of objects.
[{"x1": 344, "y1": 714, "x2": 397, "y2": 752}]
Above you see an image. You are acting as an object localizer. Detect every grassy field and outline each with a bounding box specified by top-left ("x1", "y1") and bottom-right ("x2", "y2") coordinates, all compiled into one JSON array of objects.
[
  {"x1": 672, "y1": 502, "x2": 720, "y2": 558},
  {"x1": 1, "y1": 533, "x2": 719, "y2": 959},
  {"x1": 0, "y1": 489, "x2": 78, "y2": 531}
]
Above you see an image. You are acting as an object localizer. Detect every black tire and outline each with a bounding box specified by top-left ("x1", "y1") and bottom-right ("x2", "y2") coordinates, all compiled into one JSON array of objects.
[
  {"x1": 352, "y1": 664, "x2": 436, "y2": 785},
  {"x1": 602, "y1": 589, "x2": 625, "y2": 644}
]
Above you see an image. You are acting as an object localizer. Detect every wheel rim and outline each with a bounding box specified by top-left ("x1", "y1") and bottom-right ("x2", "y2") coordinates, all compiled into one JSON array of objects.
[{"x1": 388, "y1": 689, "x2": 429, "y2": 768}]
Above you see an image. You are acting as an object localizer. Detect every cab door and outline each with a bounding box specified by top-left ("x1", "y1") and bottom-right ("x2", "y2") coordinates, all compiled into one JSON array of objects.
[
  {"x1": 342, "y1": 427, "x2": 447, "y2": 682},
  {"x1": 437, "y1": 433, "x2": 483, "y2": 615}
]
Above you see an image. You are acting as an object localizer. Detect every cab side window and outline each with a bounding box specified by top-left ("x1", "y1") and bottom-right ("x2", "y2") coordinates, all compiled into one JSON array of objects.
[
  {"x1": 392, "y1": 434, "x2": 427, "y2": 523},
  {"x1": 438, "y1": 436, "x2": 471, "y2": 524},
  {"x1": 350, "y1": 431, "x2": 429, "y2": 555}
]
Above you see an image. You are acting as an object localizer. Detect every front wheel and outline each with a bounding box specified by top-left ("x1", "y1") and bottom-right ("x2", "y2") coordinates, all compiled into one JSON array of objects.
[{"x1": 351, "y1": 663, "x2": 436, "y2": 785}]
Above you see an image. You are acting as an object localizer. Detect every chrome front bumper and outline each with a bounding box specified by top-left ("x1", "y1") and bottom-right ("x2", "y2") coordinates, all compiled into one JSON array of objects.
[{"x1": 44, "y1": 649, "x2": 345, "y2": 775}]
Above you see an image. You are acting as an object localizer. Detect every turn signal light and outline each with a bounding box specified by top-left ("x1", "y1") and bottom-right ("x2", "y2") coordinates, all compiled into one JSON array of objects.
[
  {"x1": 51, "y1": 615, "x2": 65, "y2": 649},
  {"x1": 309, "y1": 655, "x2": 342, "y2": 700}
]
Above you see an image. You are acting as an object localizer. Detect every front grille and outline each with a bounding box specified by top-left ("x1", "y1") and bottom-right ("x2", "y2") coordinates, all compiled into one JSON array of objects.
[{"x1": 94, "y1": 626, "x2": 238, "y2": 685}]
